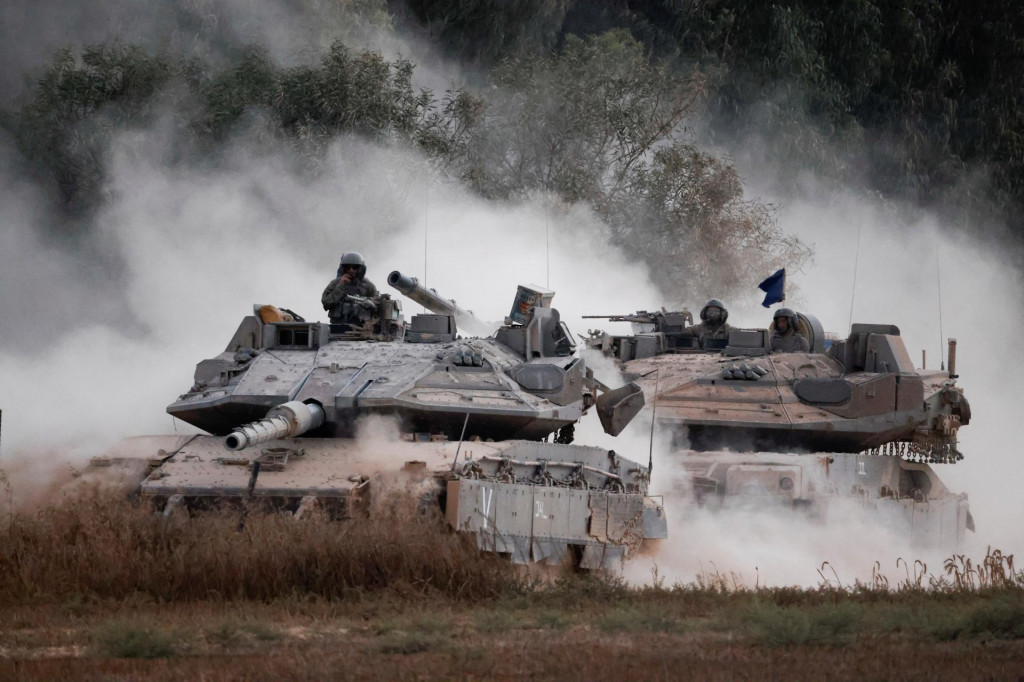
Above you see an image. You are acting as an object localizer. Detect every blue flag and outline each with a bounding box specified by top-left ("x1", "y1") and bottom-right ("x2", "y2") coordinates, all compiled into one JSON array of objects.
[{"x1": 758, "y1": 268, "x2": 786, "y2": 307}]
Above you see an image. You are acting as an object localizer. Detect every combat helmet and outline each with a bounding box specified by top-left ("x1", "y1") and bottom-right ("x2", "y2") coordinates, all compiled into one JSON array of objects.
[
  {"x1": 773, "y1": 307, "x2": 798, "y2": 330},
  {"x1": 336, "y1": 252, "x2": 367, "y2": 279},
  {"x1": 700, "y1": 299, "x2": 729, "y2": 323}
]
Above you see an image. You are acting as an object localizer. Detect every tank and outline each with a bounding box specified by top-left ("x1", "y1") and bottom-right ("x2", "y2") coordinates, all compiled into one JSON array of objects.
[
  {"x1": 89, "y1": 274, "x2": 665, "y2": 570},
  {"x1": 584, "y1": 308, "x2": 974, "y2": 548}
]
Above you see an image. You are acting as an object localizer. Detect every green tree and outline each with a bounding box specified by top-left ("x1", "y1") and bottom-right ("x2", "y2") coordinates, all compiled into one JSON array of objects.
[
  {"x1": 10, "y1": 43, "x2": 174, "y2": 215},
  {"x1": 462, "y1": 31, "x2": 809, "y2": 298}
]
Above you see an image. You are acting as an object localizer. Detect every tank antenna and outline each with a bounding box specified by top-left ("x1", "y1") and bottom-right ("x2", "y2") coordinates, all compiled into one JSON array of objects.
[
  {"x1": 450, "y1": 412, "x2": 471, "y2": 471},
  {"x1": 423, "y1": 187, "x2": 429, "y2": 309},
  {"x1": 647, "y1": 370, "x2": 659, "y2": 475},
  {"x1": 936, "y1": 244, "x2": 945, "y2": 371},
  {"x1": 544, "y1": 196, "x2": 550, "y2": 289},
  {"x1": 847, "y1": 217, "x2": 862, "y2": 330}
]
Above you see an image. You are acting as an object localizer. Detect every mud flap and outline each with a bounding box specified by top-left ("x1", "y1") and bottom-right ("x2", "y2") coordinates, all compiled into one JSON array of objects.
[
  {"x1": 532, "y1": 539, "x2": 569, "y2": 565},
  {"x1": 596, "y1": 382, "x2": 645, "y2": 437},
  {"x1": 580, "y1": 544, "x2": 625, "y2": 570},
  {"x1": 643, "y1": 499, "x2": 669, "y2": 539}
]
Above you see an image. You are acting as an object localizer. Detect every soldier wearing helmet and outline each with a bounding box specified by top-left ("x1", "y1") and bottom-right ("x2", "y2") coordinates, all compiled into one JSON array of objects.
[
  {"x1": 770, "y1": 307, "x2": 810, "y2": 353},
  {"x1": 681, "y1": 299, "x2": 733, "y2": 349},
  {"x1": 322, "y1": 252, "x2": 379, "y2": 328}
]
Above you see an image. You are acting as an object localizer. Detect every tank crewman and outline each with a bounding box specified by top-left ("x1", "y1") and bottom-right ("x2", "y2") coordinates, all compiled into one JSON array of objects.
[
  {"x1": 680, "y1": 299, "x2": 733, "y2": 348},
  {"x1": 322, "y1": 252, "x2": 379, "y2": 327},
  {"x1": 770, "y1": 307, "x2": 810, "y2": 353}
]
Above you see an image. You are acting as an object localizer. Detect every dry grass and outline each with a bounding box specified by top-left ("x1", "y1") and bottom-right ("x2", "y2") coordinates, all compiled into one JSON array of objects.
[
  {"x1": 0, "y1": 488, "x2": 518, "y2": 604},
  {"x1": 2, "y1": 488, "x2": 1024, "y2": 679}
]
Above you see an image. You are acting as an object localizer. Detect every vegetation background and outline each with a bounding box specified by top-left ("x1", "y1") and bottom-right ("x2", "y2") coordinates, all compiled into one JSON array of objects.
[
  {"x1": 4, "y1": 0, "x2": 1022, "y2": 302},
  {"x1": 1, "y1": 3, "x2": 1024, "y2": 677}
]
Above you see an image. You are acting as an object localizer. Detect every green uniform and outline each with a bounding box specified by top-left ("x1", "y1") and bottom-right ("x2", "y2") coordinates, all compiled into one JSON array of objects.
[
  {"x1": 770, "y1": 329, "x2": 809, "y2": 353},
  {"x1": 681, "y1": 322, "x2": 732, "y2": 348},
  {"x1": 322, "y1": 277, "x2": 378, "y2": 326}
]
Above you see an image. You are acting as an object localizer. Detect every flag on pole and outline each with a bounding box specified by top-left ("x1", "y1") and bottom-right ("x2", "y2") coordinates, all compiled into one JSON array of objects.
[{"x1": 758, "y1": 268, "x2": 786, "y2": 307}]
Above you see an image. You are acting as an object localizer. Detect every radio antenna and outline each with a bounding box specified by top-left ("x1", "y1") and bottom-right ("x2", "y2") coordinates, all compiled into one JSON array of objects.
[
  {"x1": 544, "y1": 197, "x2": 551, "y2": 289},
  {"x1": 451, "y1": 412, "x2": 471, "y2": 472},
  {"x1": 936, "y1": 245, "x2": 945, "y2": 370},
  {"x1": 423, "y1": 190, "x2": 429, "y2": 287},
  {"x1": 647, "y1": 370, "x2": 659, "y2": 475},
  {"x1": 423, "y1": 186, "x2": 429, "y2": 313},
  {"x1": 847, "y1": 217, "x2": 862, "y2": 330}
]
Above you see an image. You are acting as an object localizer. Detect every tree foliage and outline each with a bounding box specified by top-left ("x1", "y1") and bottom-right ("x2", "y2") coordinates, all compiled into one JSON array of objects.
[
  {"x1": 401, "y1": 0, "x2": 1024, "y2": 235},
  {"x1": 456, "y1": 31, "x2": 806, "y2": 297},
  {"x1": 11, "y1": 43, "x2": 174, "y2": 214},
  {"x1": 3, "y1": 31, "x2": 809, "y2": 300}
]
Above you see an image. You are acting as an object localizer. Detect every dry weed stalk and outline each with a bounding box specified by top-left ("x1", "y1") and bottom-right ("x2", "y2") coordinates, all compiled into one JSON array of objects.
[
  {"x1": 871, "y1": 561, "x2": 889, "y2": 590},
  {"x1": 895, "y1": 557, "x2": 927, "y2": 590},
  {"x1": 942, "y1": 547, "x2": 1019, "y2": 591},
  {"x1": 816, "y1": 561, "x2": 842, "y2": 589}
]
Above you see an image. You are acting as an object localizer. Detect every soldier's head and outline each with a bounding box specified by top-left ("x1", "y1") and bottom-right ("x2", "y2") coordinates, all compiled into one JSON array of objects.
[
  {"x1": 337, "y1": 252, "x2": 367, "y2": 279},
  {"x1": 773, "y1": 307, "x2": 797, "y2": 333},
  {"x1": 700, "y1": 299, "x2": 728, "y2": 325}
]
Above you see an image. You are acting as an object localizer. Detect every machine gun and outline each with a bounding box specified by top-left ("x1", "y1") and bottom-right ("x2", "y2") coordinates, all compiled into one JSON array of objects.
[
  {"x1": 583, "y1": 308, "x2": 693, "y2": 333},
  {"x1": 583, "y1": 308, "x2": 697, "y2": 360}
]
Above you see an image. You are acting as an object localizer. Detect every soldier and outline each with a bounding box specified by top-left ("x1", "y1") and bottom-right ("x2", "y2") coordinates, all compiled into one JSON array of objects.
[
  {"x1": 770, "y1": 307, "x2": 810, "y2": 353},
  {"x1": 322, "y1": 252, "x2": 379, "y2": 328},
  {"x1": 681, "y1": 299, "x2": 733, "y2": 349}
]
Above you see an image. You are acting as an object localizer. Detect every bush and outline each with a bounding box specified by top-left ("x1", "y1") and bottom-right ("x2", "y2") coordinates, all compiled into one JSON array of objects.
[
  {"x1": 596, "y1": 607, "x2": 683, "y2": 634},
  {"x1": 93, "y1": 621, "x2": 183, "y2": 658},
  {"x1": 375, "y1": 631, "x2": 445, "y2": 655},
  {"x1": 965, "y1": 597, "x2": 1024, "y2": 640}
]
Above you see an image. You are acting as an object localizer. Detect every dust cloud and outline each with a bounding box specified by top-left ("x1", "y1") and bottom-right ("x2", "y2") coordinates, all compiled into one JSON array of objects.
[
  {"x1": 609, "y1": 185, "x2": 1024, "y2": 588},
  {"x1": 778, "y1": 190, "x2": 1024, "y2": 561},
  {"x1": 0, "y1": 126, "x2": 660, "y2": 465},
  {"x1": 2, "y1": 9, "x2": 1022, "y2": 589}
]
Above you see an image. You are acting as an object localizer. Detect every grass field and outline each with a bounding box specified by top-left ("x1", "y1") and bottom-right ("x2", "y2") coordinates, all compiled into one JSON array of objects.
[{"x1": 1, "y1": 490, "x2": 1022, "y2": 680}]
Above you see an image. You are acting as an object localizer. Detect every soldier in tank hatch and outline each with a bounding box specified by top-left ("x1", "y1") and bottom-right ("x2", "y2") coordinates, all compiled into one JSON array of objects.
[
  {"x1": 322, "y1": 252, "x2": 379, "y2": 328},
  {"x1": 680, "y1": 299, "x2": 733, "y2": 349},
  {"x1": 770, "y1": 307, "x2": 810, "y2": 353}
]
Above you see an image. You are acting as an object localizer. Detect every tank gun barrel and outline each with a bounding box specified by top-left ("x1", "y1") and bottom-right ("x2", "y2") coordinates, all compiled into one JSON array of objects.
[
  {"x1": 387, "y1": 270, "x2": 494, "y2": 337},
  {"x1": 582, "y1": 313, "x2": 656, "y2": 324},
  {"x1": 224, "y1": 401, "x2": 325, "y2": 451}
]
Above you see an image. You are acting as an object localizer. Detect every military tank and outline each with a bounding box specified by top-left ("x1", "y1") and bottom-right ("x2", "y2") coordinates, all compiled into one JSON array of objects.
[
  {"x1": 584, "y1": 306, "x2": 973, "y2": 548},
  {"x1": 90, "y1": 273, "x2": 665, "y2": 570}
]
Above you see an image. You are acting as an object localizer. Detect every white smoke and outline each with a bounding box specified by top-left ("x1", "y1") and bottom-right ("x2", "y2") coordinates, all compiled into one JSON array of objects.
[
  {"x1": 0, "y1": 125, "x2": 661, "y2": 462},
  {"x1": 2, "y1": 7, "x2": 1021, "y2": 588},
  {"x1": 614, "y1": 184, "x2": 1024, "y2": 588}
]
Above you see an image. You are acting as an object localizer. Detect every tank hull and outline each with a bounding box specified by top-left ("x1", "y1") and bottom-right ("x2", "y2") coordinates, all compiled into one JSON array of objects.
[
  {"x1": 88, "y1": 435, "x2": 668, "y2": 570},
  {"x1": 677, "y1": 450, "x2": 973, "y2": 550}
]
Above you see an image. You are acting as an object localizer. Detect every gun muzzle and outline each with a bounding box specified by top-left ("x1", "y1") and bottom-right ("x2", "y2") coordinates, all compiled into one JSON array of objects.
[
  {"x1": 387, "y1": 270, "x2": 494, "y2": 337},
  {"x1": 224, "y1": 401, "x2": 326, "y2": 451}
]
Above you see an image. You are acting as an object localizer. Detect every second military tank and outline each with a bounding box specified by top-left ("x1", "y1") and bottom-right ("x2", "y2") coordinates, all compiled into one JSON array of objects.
[{"x1": 584, "y1": 306, "x2": 973, "y2": 548}]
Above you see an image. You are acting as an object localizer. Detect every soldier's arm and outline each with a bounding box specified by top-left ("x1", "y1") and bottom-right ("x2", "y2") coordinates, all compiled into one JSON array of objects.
[
  {"x1": 797, "y1": 334, "x2": 810, "y2": 352},
  {"x1": 677, "y1": 323, "x2": 701, "y2": 338},
  {"x1": 322, "y1": 279, "x2": 344, "y2": 309},
  {"x1": 363, "y1": 279, "x2": 378, "y2": 298}
]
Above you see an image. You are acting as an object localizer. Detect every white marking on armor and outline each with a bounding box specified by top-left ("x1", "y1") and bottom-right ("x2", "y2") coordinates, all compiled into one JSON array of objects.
[{"x1": 480, "y1": 486, "x2": 493, "y2": 529}]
